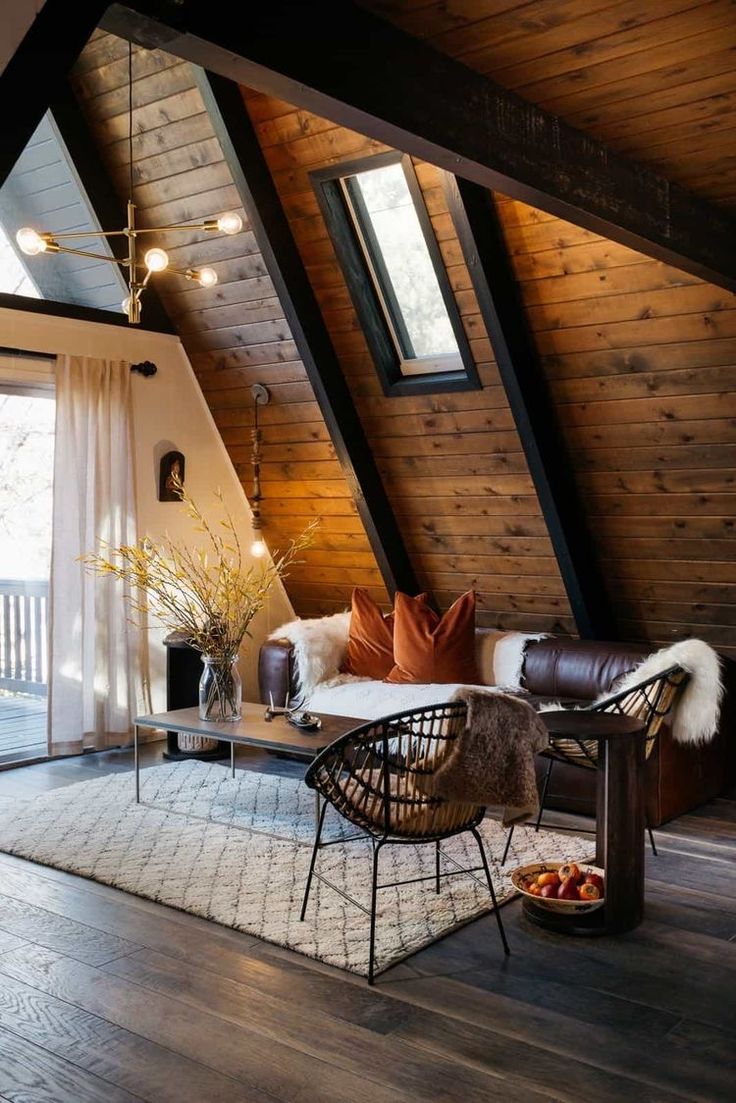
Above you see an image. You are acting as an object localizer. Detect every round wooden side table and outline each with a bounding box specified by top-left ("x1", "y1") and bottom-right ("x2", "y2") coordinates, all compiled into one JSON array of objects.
[{"x1": 523, "y1": 711, "x2": 647, "y2": 936}]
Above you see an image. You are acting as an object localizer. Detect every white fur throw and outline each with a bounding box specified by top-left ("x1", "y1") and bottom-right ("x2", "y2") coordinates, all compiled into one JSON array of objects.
[
  {"x1": 269, "y1": 612, "x2": 542, "y2": 705},
  {"x1": 599, "y1": 638, "x2": 723, "y2": 746},
  {"x1": 268, "y1": 611, "x2": 351, "y2": 700}
]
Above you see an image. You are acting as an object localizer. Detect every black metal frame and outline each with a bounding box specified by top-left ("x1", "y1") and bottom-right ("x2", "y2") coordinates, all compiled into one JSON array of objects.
[
  {"x1": 300, "y1": 703, "x2": 509, "y2": 984},
  {"x1": 501, "y1": 664, "x2": 688, "y2": 865},
  {"x1": 311, "y1": 152, "x2": 480, "y2": 397}
]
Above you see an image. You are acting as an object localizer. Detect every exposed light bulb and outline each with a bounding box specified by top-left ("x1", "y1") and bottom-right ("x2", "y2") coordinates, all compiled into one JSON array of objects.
[
  {"x1": 144, "y1": 247, "x2": 169, "y2": 273},
  {"x1": 217, "y1": 211, "x2": 242, "y2": 235},
  {"x1": 197, "y1": 266, "x2": 218, "y2": 288},
  {"x1": 16, "y1": 227, "x2": 47, "y2": 256},
  {"x1": 121, "y1": 296, "x2": 131, "y2": 314},
  {"x1": 250, "y1": 538, "x2": 267, "y2": 559}
]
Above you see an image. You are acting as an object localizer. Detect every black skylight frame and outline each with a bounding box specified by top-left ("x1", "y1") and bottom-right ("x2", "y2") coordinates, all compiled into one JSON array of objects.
[{"x1": 311, "y1": 151, "x2": 480, "y2": 396}]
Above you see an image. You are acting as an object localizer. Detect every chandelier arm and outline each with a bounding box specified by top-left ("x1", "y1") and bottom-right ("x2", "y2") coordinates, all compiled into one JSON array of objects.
[
  {"x1": 48, "y1": 245, "x2": 131, "y2": 263},
  {"x1": 132, "y1": 223, "x2": 214, "y2": 234},
  {"x1": 35, "y1": 229, "x2": 130, "y2": 240}
]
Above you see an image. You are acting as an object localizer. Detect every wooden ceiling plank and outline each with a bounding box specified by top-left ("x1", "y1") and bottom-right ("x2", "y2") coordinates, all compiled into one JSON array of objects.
[
  {"x1": 102, "y1": 0, "x2": 736, "y2": 289},
  {"x1": 194, "y1": 69, "x2": 423, "y2": 600}
]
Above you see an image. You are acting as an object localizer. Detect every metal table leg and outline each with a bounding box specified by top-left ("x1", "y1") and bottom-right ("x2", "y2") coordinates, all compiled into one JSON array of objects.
[
  {"x1": 231, "y1": 740, "x2": 235, "y2": 779},
  {"x1": 134, "y1": 723, "x2": 140, "y2": 803}
]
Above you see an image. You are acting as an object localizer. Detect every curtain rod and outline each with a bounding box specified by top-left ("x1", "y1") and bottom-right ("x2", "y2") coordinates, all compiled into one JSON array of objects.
[{"x1": 0, "y1": 347, "x2": 157, "y2": 377}]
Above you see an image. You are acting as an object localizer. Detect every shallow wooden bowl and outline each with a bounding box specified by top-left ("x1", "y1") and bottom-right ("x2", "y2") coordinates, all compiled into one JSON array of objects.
[{"x1": 511, "y1": 861, "x2": 605, "y2": 913}]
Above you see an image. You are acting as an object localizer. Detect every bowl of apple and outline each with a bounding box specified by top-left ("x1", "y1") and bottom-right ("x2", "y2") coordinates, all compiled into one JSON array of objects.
[{"x1": 511, "y1": 861, "x2": 605, "y2": 913}]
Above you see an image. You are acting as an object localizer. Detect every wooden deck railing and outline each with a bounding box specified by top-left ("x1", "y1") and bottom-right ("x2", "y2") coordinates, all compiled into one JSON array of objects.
[{"x1": 0, "y1": 579, "x2": 49, "y2": 697}]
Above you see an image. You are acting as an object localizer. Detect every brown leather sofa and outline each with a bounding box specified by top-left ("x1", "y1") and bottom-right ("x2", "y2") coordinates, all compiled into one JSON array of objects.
[{"x1": 259, "y1": 634, "x2": 733, "y2": 826}]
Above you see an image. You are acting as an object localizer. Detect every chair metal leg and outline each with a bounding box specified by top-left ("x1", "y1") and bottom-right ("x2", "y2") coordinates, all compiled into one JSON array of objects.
[
  {"x1": 299, "y1": 797, "x2": 328, "y2": 922},
  {"x1": 501, "y1": 824, "x2": 514, "y2": 866},
  {"x1": 368, "y1": 841, "x2": 383, "y2": 986},
  {"x1": 647, "y1": 821, "x2": 658, "y2": 857},
  {"x1": 435, "y1": 840, "x2": 441, "y2": 893},
  {"x1": 535, "y1": 758, "x2": 555, "y2": 832},
  {"x1": 470, "y1": 826, "x2": 510, "y2": 957}
]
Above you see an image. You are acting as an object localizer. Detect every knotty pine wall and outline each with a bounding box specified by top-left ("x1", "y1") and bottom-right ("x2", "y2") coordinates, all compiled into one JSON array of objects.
[
  {"x1": 497, "y1": 200, "x2": 736, "y2": 657},
  {"x1": 244, "y1": 88, "x2": 574, "y2": 633},
  {"x1": 245, "y1": 88, "x2": 736, "y2": 655},
  {"x1": 72, "y1": 33, "x2": 389, "y2": 618}
]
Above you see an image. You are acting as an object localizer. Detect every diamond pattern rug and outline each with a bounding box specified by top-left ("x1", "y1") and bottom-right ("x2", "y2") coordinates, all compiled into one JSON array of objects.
[{"x1": 0, "y1": 761, "x2": 591, "y2": 977}]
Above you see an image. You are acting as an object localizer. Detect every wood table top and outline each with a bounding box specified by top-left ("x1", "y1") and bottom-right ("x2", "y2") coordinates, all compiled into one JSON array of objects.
[
  {"x1": 541, "y1": 711, "x2": 646, "y2": 740},
  {"x1": 135, "y1": 703, "x2": 364, "y2": 758}
]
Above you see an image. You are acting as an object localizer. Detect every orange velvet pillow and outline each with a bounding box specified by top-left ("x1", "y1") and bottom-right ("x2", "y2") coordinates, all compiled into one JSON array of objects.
[
  {"x1": 385, "y1": 590, "x2": 479, "y2": 684},
  {"x1": 342, "y1": 588, "x2": 426, "y2": 679}
]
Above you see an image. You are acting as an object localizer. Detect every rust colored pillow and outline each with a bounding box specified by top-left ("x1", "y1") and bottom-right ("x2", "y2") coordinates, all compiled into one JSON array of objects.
[
  {"x1": 342, "y1": 588, "x2": 427, "y2": 679},
  {"x1": 385, "y1": 590, "x2": 479, "y2": 684}
]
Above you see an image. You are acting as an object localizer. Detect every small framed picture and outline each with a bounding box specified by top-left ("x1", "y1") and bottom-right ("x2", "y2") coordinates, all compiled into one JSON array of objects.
[{"x1": 158, "y1": 451, "x2": 185, "y2": 501}]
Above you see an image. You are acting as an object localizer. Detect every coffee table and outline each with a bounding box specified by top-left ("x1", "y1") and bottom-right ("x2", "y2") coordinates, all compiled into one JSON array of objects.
[{"x1": 133, "y1": 703, "x2": 363, "y2": 830}]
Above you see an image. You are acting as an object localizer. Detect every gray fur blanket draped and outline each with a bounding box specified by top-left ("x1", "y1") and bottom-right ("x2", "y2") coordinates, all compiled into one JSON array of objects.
[{"x1": 422, "y1": 688, "x2": 549, "y2": 826}]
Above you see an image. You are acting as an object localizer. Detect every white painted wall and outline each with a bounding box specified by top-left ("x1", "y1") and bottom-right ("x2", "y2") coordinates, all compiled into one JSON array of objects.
[{"x1": 0, "y1": 306, "x2": 293, "y2": 706}]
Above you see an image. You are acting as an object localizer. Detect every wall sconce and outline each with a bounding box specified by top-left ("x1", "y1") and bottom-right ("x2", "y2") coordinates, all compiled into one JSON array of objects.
[{"x1": 250, "y1": 383, "x2": 270, "y2": 558}]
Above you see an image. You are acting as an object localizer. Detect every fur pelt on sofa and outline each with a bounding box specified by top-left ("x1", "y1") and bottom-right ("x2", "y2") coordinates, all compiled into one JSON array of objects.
[
  {"x1": 268, "y1": 611, "x2": 351, "y2": 700},
  {"x1": 600, "y1": 638, "x2": 723, "y2": 746}
]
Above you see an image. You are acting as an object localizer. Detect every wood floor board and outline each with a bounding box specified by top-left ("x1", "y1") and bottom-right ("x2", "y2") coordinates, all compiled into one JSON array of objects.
[
  {"x1": 99, "y1": 948, "x2": 552, "y2": 1103},
  {"x1": 0, "y1": 945, "x2": 424, "y2": 1103},
  {"x1": 0, "y1": 970, "x2": 260, "y2": 1103},
  {"x1": 0, "y1": 744, "x2": 731, "y2": 1101},
  {"x1": 0, "y1": 892, "x2": 141, "y2": 967}
]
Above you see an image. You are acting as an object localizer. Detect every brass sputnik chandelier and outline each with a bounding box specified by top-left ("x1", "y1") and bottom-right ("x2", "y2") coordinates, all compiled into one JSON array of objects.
[{"x1": 15, "y1": 41, "x2": 242, "y2": 324}]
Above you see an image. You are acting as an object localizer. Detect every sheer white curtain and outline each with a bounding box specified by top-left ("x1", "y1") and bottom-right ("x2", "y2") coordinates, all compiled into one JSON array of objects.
[{"x1": 48, "y1": 355, "x2": 149, "y2": 755}]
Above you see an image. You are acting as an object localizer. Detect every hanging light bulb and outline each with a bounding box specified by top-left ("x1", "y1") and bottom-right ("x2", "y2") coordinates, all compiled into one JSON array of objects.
[
  {"x1": 250, "y1": 537, "x2": 267, "y2": 559},
  {"x1": 16, "y1": 227, "x2": 48, "y2": 255},
  {"x1": 217, "y1": 211, "x2": 243, "y2": 235},
  {"x1": 144, "y1": 247, "x2": 169, "y2": 272},
  {"x1": 121, "y1": 296, "x2": 131, "y2": 314},
  {"x1": 197, "y1": 267, "x2": 218, "y2": 288}
]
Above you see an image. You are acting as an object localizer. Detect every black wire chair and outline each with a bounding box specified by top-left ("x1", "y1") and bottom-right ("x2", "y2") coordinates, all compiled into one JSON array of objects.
[
  {"x1": 300, "y1": 701, "x2": 510, "y2": 984},
  {"x1": 501, "y1": 664, "x2": 690, "y2": 865}
]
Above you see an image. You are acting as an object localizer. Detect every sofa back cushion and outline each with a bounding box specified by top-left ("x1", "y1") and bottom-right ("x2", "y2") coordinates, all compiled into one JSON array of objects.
[
  {"x1": 386, "y1": 591, "x2": 479, "y2": 684},
  {"x1": 522, "y1": 637, "x2": 648, "y2": 700}
]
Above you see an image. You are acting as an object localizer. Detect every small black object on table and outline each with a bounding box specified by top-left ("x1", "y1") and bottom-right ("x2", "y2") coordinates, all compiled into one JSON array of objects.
[{"x1": 523, "y1": 711, "x2": 647, "y2": 936}]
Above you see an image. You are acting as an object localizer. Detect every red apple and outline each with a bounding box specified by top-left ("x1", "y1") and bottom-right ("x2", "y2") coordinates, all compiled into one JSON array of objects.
[
  {"x1": 579, "y1": 882, "x2": 602, "y2": 902},
  {"x1": 585, "y1": 873, "x2": 604, "y2": 893},
  {"x1": 557, "y1": 878, "x2": 579, "y2": 900},
  {"x1": 559, "y1": 862, "x2": 582, "y2": 884},
  {"x1": 540, "y1": 884, "x2": 558, "y2": 899}
]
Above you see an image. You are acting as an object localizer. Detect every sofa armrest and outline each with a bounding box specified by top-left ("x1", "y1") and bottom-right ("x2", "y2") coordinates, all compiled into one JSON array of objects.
[{"x1": 258, "y1": 639, "x2": 299, "y2": 707}]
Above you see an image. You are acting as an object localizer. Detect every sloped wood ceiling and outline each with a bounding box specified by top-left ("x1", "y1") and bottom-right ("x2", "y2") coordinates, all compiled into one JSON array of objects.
[
  {"x1": 244, "y1": 90, "x2": 573, "y2": 633},
  {"x1": 363, "y1": 0, "x2": 736, "y2": 210},
  {"x1": 72, "y1": 12, "x2": 736, "y2": 654},
  {"x1": 71, "y1": 32, "x2": 390, "y2": 617}
]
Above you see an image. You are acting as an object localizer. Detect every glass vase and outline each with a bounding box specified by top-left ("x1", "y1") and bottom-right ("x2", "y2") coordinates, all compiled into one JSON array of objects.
[{"x1": 199, "y1": 654, "x2": 242, "y2": 722}]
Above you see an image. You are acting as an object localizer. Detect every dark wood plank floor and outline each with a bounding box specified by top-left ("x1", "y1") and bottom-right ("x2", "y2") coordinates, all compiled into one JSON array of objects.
[{"x1": 0, "y1": 742, "x2": 732, "y2": 1102}]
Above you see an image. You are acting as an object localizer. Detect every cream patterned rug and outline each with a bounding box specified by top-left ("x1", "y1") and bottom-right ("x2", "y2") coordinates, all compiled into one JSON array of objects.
[{"x1": 0, "y1": 762, "x2": 590, "y2": 978}]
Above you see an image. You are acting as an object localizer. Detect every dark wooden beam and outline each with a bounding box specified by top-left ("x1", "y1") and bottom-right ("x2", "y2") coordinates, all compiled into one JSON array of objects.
[
  {"x1": 104, "y1": 0, "x2": 736, "y2": 291},
  {"x1": 0, "y1": 0, "x2": 108, "y2": 189},
  {"x1": 193, "y1": 69, "x2": 422, "y2": 601},
  {"x1": 49, "y1": 85, "x2": 174, "y2": 335},
  {"x1": 443, "y1": 175, "x2": 616, "y2": 640},
  {"x1": 0, "y1": 291, "x2": 166, "y2": 330}
]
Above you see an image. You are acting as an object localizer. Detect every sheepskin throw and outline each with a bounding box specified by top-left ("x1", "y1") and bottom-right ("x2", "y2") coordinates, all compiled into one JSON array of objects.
[
  {"x1": 268, "y1": 611, "x2": 351, "y2": 700},
  {"x1": 599, "y1": 638, "x2": 723, "y2": 746},
  {"x1": 420, "y1": 688, "x2": 550, "y2": 826}
]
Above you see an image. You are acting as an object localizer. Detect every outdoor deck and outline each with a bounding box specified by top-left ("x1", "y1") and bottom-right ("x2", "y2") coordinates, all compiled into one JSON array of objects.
[{"x1": 0, "y1": 694, "x2": 46, "y2": 761}]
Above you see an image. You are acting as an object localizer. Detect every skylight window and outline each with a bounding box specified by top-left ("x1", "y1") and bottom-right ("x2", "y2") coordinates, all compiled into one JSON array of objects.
[{"x1": 312, "y1": 152, "x2": 479, "y2": 396}]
